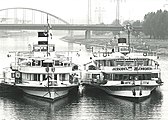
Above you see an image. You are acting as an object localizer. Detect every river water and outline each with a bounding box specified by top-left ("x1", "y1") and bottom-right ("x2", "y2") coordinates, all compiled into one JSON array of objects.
[{"x1": 0, "y1": 33, "x2": 168, "y2": 120}]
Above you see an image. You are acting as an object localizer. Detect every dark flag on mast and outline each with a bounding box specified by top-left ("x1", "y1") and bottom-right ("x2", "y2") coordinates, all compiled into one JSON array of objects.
[{"x1": 38, "y1": 32, "x2": 48, "y2": 37}]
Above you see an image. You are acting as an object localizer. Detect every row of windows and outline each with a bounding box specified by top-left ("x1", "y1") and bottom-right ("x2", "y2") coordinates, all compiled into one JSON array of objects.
[
  {"x1": 23, "y1": 60, "x2": 71, "y2": 67},
  {"x1": 87, "y1": 73, "x2": 159, "y2": 81},
  {"x1": 112, "y1": 74, "x2": 153, "y2": 81},
  {"x1": 95, "y1": 59, "x2": 152, "y2": 67},
  {"x1": 21, "y1": 73, "x2": 69, "y2": 81},
  {"x1": 33, "y1": 46, "x2": 55, "y2": 52}
]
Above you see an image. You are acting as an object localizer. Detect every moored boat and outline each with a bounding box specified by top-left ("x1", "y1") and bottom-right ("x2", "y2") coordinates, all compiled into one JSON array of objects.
[
  {"x1": 2, "y1": 20, "x2": 80, "y2": 101},
  {"x1": 81, "y1": 29, "x2": 163, "y2": 99}
]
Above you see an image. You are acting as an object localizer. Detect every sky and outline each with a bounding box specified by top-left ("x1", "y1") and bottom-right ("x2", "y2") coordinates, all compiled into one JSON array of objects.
[{"x1": 0, "y1": 0, "x2": 167, "y2": 24}]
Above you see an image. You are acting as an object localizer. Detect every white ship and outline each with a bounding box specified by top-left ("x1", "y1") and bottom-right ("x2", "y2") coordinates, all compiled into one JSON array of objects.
[
  {"x1": 82, "y1": 37, "x2": 163, "y2": 99},
  {"x1": 2, "y1": 20, "x2": 80, "y2": 101}
]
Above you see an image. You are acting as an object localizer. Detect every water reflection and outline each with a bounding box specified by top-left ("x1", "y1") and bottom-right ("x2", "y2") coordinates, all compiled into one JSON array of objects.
[
  {"x1": 22, "y1": 95, "x2": 74, "y2": 120},
  {"x1": 81, "y1": 87, "x2": 163, "y2": 120},
  {"x1": 0, "y1": 78, "x2": 164, "y2": 119},
  {"x1": 0, "y1": 92, "x2": 77, "y2": 120}
]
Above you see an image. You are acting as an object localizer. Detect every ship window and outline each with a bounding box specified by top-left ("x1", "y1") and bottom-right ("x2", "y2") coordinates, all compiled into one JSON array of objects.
[
  {"x1": 33, "y1": 46, "x2": 40, "y2": 52},
  {"x1": 106, "y1": 60, "x2": 110, "y2": 66},
  {"x1": 11, "y1": 73, "x2": 15, "y2": 78},
  {"x1": 99, "y1": 60, "x2": 104, "y2": 66},
  {"x1": 27, "y1": 73, "x2": 31, "y2": 80},
  {"x1": 88, "y1": 65, "x2": 96, "y2": 70},
  {"x1": 138, "y1": 74, "x2": 143, "y2": 80},
  {"x1": 103, "y1": 73, "x2": 113, "y2": 80},
  {"x1": 144, "y1": 60, "x2": 148, "y2": 66},
  {"x1": 114, "y1": 74, "x2": 119, "y2": 80},
  {"x1": 151, "y1": 73, "x2": 158, "y2": 78},
  {"x1": 119, "y1": 47, "x2": 129, "y2": 52},
  {"x1": 123, "y1": 75, "x2": 129, "y2": 80},
  {"x1": 35, "y1": 60, "x2": 41, "y2": 66},
  {"x1": 92, "y1": 74, "x2": 100, "y2": 79},
  {"x1": 55, "y1": 60, "x2": 60, "y2": 66},
  {"x1": 43, "y1": 74, "x2": 46, "y2": 81},
  {"x1": 34, "y1": 74, "x2": 37, "y2": 81},
  {"x1": 110, "y1": 60, "x2": 114, "y2": 66},
  {"x1": 41, "y1": 46, "x2": 47, "y2": 51},
  {"x1": 38, "y1": 74, "x2": 40, "y2": 81},
  {"x1": 87, "y1": 74, "x2": 92, "y2": 79},
  {"x1": 103, "y1": 60, "x2": 106, "y2": 66},
  {"x1": 72, "y1": 65, "x2": 78, "y2": 71},
  {"x1": 143, "y1": 74, "x2": 151, "y2": 80},
  {"x1": 125, "y1": 61, "x2": 134, "y2": 66},
  {"x1": 137, "y1": 61, "x2": 143, "y2": 66},
  {"x1": 96, "y1": 60, "x2": 102, "y2": 67},
  {"x1": 116, "y1": 61, "x2": 124, "y2": 66},
  {"x1": 59, "y1": 74, "x2": 68, "y2": 81},
  {"x1": 64, "y1": 63, "x2": 69, "y2": 67},
  {"x1": 54, "y1": 74, "x2": 57, "y2": 80},
  {"x1": 49, "y1": 46, "x2": 54, "y2": 52},
  {"x1": 42, "y1": 63, "x2": 53, "y2": 67},
  {"x1": 33, "y1": 74, "x2": 40, "y2": 81}
]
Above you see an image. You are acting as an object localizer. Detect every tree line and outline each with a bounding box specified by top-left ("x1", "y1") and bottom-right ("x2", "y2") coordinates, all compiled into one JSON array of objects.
[
  {"x1": 93, "y1": 9, "x2": 168, "y2": 39},
  {"x1": 123, "y1": 9, "x2": 168, "y2": 39}
]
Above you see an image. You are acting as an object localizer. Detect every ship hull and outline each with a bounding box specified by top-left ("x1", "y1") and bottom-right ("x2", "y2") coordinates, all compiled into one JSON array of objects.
[
  {"x1": 15, "y1": 84, "x2": 78, "y2": 101},
  {"x1": 84, "y1": 83, "x2": 159, "y2": 98}
]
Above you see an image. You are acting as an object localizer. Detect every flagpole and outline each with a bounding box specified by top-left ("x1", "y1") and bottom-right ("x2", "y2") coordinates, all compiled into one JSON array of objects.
[{"x1": 47, "y1": 14, "x2": 49, "y2": 57}]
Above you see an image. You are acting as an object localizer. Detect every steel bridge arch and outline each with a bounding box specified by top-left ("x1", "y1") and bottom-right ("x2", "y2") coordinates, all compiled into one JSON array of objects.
[{"x1": 0, "y1": 7, "x2": 69, "y2": 24}]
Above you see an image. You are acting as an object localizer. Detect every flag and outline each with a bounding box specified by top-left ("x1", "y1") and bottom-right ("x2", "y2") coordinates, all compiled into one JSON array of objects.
[{"x1": 38, "y1": 32, "x2": 48, "y2": 37}]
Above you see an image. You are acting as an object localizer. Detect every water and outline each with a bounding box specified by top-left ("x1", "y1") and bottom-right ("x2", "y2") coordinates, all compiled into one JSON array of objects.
[{"x1": 0, "y1": 34, "x2": 168, "y2": 120}]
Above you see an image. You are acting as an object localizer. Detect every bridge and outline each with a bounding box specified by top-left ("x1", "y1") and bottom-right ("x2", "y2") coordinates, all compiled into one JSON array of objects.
[
  {"x1": 0, "y1": 7, "x2": 142, "y2": 39},
  {"x1": 0, "y1": 24, "x2": 126, "y2": 31}
]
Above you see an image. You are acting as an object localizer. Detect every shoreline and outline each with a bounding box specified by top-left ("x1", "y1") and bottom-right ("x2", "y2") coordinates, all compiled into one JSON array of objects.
[{"x1": 61, "y1": 35, "x2": 168, "y2": 56}]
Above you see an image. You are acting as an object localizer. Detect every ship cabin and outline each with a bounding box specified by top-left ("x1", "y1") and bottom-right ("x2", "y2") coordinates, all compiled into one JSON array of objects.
[
  {"x1": 85, "y1": 57, "x2": 160, "y2": 85},
  {"x1": 94, "y1": 57, "x2": 160, "y2": 81},
  {"x1": 7, "y1": 40, "x2": 79, "y2": 86},
  {"x1": 33, "y1": 41, "x2": 55, "y2": 57},
  {"x1": 114, "y1": 38, "x2": 130, "y2": 55},
  {"x1": 10, "y1": 56, "x2": 75, "y2": 86},
  {"x1": 83, "y1": 38, "x2": 161, "y2": 85}
]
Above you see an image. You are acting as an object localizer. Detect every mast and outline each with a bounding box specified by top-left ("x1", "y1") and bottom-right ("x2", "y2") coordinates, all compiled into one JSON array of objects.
[
  {"x1": 126, "y1": 24, "x2": 131, "y2": 53},
  {"x1": 46, "y1": 14, "x2": 51, "y2": 97},
  {"x1": 47, "y1": 14, "x2": 49, "y2": 57}
]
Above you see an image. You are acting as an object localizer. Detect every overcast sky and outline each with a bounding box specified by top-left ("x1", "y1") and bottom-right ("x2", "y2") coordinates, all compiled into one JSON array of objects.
[{"x1": 0, "y1": 0, "x2": 167, "y2": 24}]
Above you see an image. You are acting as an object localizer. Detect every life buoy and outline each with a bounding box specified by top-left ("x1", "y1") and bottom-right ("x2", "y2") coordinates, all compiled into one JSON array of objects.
[
  {"x1": 143, "y1": 53, "x2": 147, "y2": 56},
  {"x1": 15, "y1": 72, "x2": 20, "y2": 78}
]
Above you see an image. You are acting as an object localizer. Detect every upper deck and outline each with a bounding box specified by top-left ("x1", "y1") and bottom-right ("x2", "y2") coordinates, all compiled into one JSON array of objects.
[{"x1": 87, "y1": 37, "x2": 160, "y2": 73}]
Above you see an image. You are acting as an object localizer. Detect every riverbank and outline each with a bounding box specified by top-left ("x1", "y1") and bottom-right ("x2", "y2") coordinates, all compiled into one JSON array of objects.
[{"x1": 62, "y1": 35, "x2": 168, "y2": 56}]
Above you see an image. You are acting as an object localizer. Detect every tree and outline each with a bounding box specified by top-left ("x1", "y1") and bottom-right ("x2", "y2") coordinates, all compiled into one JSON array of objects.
[
  {"x1": 142, "y1": 10, "x2": 168, "y2": 39},
  {"x1": 132, "y1": 20, "x2": 142, "y2": 37}
]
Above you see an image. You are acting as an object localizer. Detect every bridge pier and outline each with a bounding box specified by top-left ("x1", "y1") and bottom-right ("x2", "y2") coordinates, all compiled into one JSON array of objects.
[
  {"x1": 68, "y1": 30, "x2": 73, "y2": 37},
  {"x1": 85, "y1": 30, "x2": 91, "y2": 39}
]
